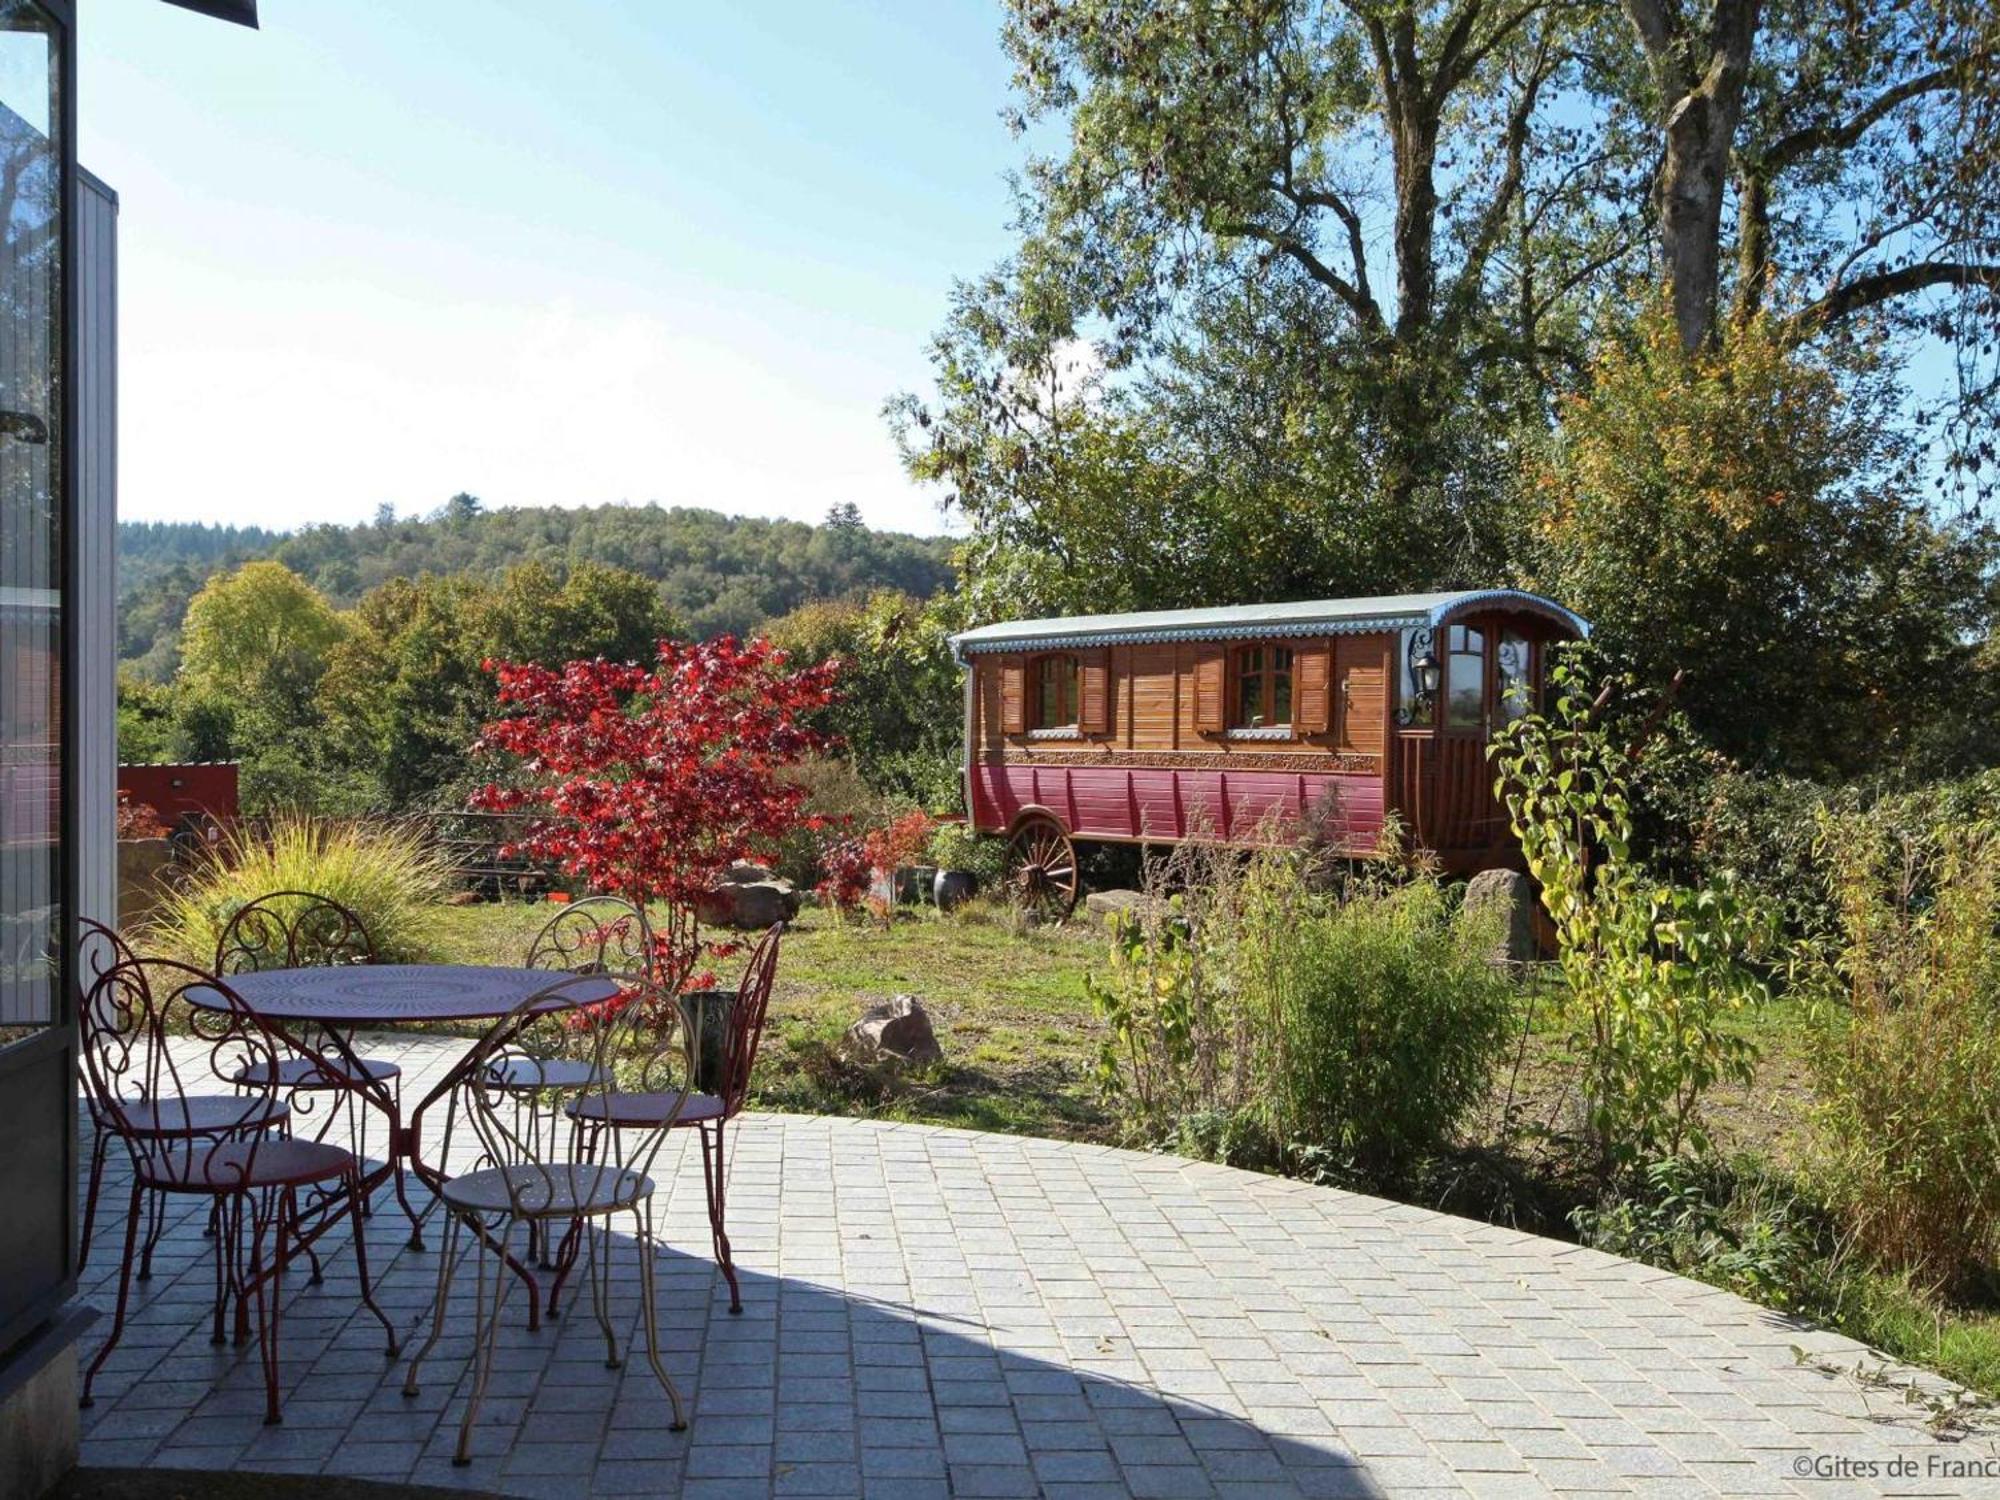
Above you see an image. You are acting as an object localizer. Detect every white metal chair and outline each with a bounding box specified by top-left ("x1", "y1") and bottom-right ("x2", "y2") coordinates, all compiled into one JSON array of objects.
[{"x1": 401, "y1": 971, "x2": 697, "y2": 1463}]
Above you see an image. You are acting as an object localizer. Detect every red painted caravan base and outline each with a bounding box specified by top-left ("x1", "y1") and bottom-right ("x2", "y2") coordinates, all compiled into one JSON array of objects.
[{"x1": 969, "y1": 762, "x2": 1385, "y2": 849}]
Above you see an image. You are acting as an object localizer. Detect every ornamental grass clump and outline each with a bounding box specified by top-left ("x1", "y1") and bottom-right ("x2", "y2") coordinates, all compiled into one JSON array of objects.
[
  {"x1": 1808, "y1": 802, "x2": 2000, "y2": 1294},
  {"x1": 152, "y1": 814, "x2": 453, "y2": 966}
]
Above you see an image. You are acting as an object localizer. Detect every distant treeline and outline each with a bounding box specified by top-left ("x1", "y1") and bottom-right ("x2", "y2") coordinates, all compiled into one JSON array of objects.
[{"x1": 119, "y1": 496, "x2": 956, "y2": 677}]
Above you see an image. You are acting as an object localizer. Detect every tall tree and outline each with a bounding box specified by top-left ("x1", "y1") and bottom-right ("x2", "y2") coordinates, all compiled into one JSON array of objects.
[
  {"x1": 1616, "y1": 0, "x2": 2000, "y2": 365},
  {"x1": 177, "y1": 561, "x2": 348, "y2": 742},
  {"x1": 894, "y1": 0, "x2": 1624, "y2": 614}
]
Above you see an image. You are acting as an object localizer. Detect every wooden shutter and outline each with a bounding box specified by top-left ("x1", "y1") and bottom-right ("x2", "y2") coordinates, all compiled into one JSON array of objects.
[
  {"x1": 1000, "y1": 657, "x2": 1026, "y2": 735},
  {"x1": 1294, "y1": 640, "x2": 1331, "y2": 735},
  {"x1": 1335, "y1": 636, "x2": 1387, "y2": 752},
  {"x1": 1192, "y1": 646, "x2": 1226, "y2": 734},
  {"x1": 1078, "y1": 649, "x2": 1111, "y2": 736}
]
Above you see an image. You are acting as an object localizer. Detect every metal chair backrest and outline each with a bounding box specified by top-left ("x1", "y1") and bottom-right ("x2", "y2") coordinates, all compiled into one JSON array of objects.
[
  {"x1": 79, "y1": 956, "x2": 286, "y2": 1184},
  {"x1": 77, "y1": 916, "x2": 139, "y2": 1029},
  {"x1": 525, "y1": 895, "x2": 656, "y2": 982},
  {"x1": 717, "y1": 922, "x2": 783, "y2": 1119},
  {"x1": 77, "y1": 919, "x2": 141, "y2": 1125},
  {"x1": 459, "y1": 973, "x2": 695, "y2": 1219},
  {"x1": 214, "y1": 889, "x2": 377, "y2": 974}
]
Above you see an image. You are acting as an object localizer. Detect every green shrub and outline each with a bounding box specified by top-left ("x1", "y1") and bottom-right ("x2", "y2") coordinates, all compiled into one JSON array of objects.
[
  {"x1": 1493, "y1": 658, "x2": 1777, "y2": 1178},
  {"x1": 925, "y1": 821, "x2": 1006, "y2": 885},
  {"x1": 151, "y1": 814, "x2": 452, "y2": 967},
  {"x1": 1267, "y1": 879, "x2": 1516, "y2": 1182},
  {"x1": 1806, "y1": 800, "x2": 2000, "y2": 1294},
  {"x1": 769, "y1": 755, "x2": 896, "y2": 889},
  {"x1": 1085, "y1": 840, "x2": 1515, "y2": 1187},
  {"x1": 1574, "y1": 1156, "x2": 1839, "y2": 1316}
]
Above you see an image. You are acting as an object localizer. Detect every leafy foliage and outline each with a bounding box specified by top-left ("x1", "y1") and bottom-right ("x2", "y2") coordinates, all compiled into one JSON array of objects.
[
  {"x1": 1520, "y1": 309, "x2": 1997, "y2": 779},
  {"x1": 1085, "y1": 841, "x2": 1515, "y2": 1186},
  {"x1": 1807, "y1": 795, "x2": 2000, "y2": 1293},
  {"x1": 471, "y1": 636, "x2": 841, "y2": 960},
  {"x1": 765, "y1": 590, "x2": 965, "y2": 809},
  {"x1": 119, "y1": 502, "x2": 955, "y2": 672},
  {"x1": 316, "y1": 562, "x2": 680, "y2": 811},
  {"x1": 1493, "y1": 658, "x2": 1777, "y2": 1175}
]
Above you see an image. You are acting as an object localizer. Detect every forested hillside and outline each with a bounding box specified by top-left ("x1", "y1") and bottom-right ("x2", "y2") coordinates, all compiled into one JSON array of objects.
[{"x1": 119, "y1": 497, "x2": 956, "y2": 676}]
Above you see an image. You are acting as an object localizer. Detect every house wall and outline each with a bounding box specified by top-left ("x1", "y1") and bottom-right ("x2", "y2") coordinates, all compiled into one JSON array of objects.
[{"x1": 77, "y1": 168, "x2": 116, "y2": 930}]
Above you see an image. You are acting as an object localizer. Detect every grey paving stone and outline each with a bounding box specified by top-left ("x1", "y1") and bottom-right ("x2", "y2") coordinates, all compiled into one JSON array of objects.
[{"x1": 72, "y1": 1035, "x2": 2000, "y2": 1500}]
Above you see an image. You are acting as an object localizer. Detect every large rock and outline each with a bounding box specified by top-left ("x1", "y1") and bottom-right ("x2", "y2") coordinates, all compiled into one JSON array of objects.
[
  {"x1": 845, "y1": 994, "x2": 943, "y2": 1066},
  {"x1": 698, "y1": 876, "x2": 801, "y2": 930},
  {"x1": 1463, "y1": 868, "x2": 1537, "y2": 967},
  {"x1": 1084, "y1": 889, "x2": 1150, "y2": 921},
  {"x1": 722, "y1": 860, "x2": 775, "y2": 885}
]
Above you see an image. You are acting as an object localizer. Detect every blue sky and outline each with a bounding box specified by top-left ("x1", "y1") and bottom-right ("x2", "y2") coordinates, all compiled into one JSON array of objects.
[{"x1": 81, "y1": 0, "x2": 1027, "y2": 536}]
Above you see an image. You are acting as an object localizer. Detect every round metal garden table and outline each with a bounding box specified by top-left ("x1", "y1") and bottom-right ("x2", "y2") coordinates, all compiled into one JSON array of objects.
[{"x1": 197, "y1": 964, "x2": 620, "y2": 1330}]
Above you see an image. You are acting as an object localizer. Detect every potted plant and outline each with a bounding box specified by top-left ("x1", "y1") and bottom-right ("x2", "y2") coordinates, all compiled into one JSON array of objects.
[{"x1": 926, "y1": 820, "x2": 1003, "y2": 911}]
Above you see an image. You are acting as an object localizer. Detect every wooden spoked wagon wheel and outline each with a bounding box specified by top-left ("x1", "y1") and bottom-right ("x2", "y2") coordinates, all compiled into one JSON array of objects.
[{"x1": 1006, "y1": 815, "x2": 1079, "y2": 921}]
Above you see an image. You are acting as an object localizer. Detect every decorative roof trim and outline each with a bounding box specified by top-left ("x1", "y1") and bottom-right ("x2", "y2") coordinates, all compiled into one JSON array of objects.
[
  {"x1": 956, "y1": 615, "x2": 1418, "y2": 657},
  {"x1": 951, "y1": 589, "x2": 1588, "y2": 660},
  {"x1": 1427, "y1": 590, "x2": 1590, "y2": 638}
]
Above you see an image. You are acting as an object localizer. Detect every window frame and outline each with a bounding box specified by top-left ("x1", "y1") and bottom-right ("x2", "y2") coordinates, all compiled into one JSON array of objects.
[
  {"x1": 1027, "y1": 651, "x2": 1080, "y2": 735},
  {"x1": 1229, "y1": 642, "x2": 1295, "y2": 735}
]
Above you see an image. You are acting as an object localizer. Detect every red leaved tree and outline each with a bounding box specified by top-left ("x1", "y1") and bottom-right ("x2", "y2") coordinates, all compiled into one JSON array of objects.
[{"x1": 472, "y1": 636, "x2": 841, "y2": 986}]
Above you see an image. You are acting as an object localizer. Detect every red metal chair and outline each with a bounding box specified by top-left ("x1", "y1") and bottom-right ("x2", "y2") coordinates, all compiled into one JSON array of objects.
[
  {"x1": 78, "y1": 956, "x2": 397, "y2": 1423},
  {"x1": 214, "y1": 891, "x2": 403, "y2": 1181},
  {"x1": 77, "y1": 918, "x2": 144, "y2": 1275},
  {"x1": 79, "y1": 917, "x2": 296, "y2": 1281},
  {"x1": 565, "y1": 921, "x2": 783, "y2": 1314},
  {"x1": 401, "y1": 972, "x2": 696, "y2": 1463}
]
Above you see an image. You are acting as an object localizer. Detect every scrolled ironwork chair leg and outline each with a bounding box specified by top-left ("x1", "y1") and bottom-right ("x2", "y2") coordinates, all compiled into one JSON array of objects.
[
  {"x1": 403, "y1": 1210, "x2": 463, "y2": 1397},
  {"x1": 253, "y1": 1189, "x2": 283, "y2": 1425},
  {"x1": 454, "y1": 1212, "x2": 514, "y2": 1466},
  {"x1": 586, "y1": 1218, "x2": 620, "y2": 1369},
  {"x1": 633, "y1": 1207, "x2": 686, "y2": 1431},
  {"x1": 77, "y1": 1129, "x2": 108, "y2": 1275},
  {"x1": 137, "y1": 1188, "x2": 165, "y2": 1281},
  {"x1": 80, "y1": 1181, "x2": 144, "y2": 1408},
  {"x1": 701, "y1": 1122, "x2": 741, "y2": 1314}
]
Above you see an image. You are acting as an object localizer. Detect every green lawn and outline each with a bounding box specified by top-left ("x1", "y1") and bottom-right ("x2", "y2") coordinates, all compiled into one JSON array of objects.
[
  {"x1": 428, "y1": 897, "x2": 1113, "y2": 1140},
  {"x1": 426, "y1": 894, "x2": 2000, "y2": 1396}
]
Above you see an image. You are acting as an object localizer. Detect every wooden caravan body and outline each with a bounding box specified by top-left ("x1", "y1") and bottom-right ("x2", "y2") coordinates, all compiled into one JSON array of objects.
[{"x1": 951, "y1": 590, "x2": 1588, "y2": 878}]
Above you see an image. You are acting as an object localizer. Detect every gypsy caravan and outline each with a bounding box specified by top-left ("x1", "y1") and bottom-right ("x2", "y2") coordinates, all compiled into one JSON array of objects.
[{"x1": 950, "y1": 590, "x2": 1589, "y2": 916}]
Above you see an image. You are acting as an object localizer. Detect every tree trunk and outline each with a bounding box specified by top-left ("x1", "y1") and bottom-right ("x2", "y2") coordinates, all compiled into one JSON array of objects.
[
  {"x1": 1624, "y1": 0, "x2": 1763, "y2": 353},
  {"x1": 1393, "y1": 110, "x2": 1442, "y2": 340},
  {"x1": 1733, "y1": 168, "x2": 1770, "y2": 321}
]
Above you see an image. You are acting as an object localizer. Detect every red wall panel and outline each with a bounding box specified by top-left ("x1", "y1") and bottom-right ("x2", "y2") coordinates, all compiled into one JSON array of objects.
[{"x1": 970, "y1": 763, "x2": 1384, "y2": 850}]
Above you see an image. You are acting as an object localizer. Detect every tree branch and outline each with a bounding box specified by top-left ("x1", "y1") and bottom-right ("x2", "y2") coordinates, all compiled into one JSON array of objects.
[
  {"x1": 1446, "y1": 39, "x2": 1559, "y2": 333},
  {"x1": 1270, "y1": 178, "x2": 1379, "y2": 315},
  {"x1": 1759, "y1": 65, "x2": 1963, "y2": 174},
  {"x1": 1215, "y1": 218, "x2": 1385, "y2": 329},
  {"x1": 1785, "y1": 260, "x2": 2000, "y2": 331}
]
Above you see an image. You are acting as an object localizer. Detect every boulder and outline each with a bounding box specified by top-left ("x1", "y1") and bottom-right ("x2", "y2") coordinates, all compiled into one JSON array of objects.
[
  {"x1": 723, "y1": 860, "x2": 774, "y2": 885},
  {"x1": 1084, "y1": 889, "x2": 1151, "y2": 921},
  {"x1": 699, "y1": 876, "x2": 801, "y2": 930},
  {"x1": 845, "y1": 994, "x2": 942, "y2": 1066},
  {"x1": 1463, "y1": 868, "x2": 1537, "y2": 967}
]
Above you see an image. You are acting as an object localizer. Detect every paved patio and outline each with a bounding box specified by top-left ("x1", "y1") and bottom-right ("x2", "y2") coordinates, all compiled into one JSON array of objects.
[{"x1": 74, "y1": 1034, "x2": 2000, "y2": 1498}]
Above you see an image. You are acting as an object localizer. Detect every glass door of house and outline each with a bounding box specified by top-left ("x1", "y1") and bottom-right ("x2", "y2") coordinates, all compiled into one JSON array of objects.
[{"x1": 0, "y1": 0, "x2": 75, "y2": 1356}]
